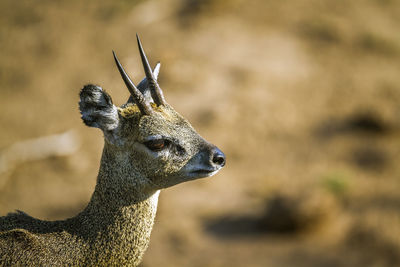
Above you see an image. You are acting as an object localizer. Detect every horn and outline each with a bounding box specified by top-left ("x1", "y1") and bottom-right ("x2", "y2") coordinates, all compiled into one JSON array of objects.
[
  {"x1": 153, "y1": 62, "x2": 161, "y2": 80},
  {"x1": 112, "y1": 51, "x2": 153, "y2": 115},
  {"x1": 136, "y1": 34, "x2": 166, "y2": 106}
]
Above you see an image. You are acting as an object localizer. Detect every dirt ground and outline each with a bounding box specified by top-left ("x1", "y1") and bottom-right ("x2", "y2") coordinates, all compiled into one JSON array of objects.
[{"x1": 1, "y1": 0, "x2": 400, "y2": 266}]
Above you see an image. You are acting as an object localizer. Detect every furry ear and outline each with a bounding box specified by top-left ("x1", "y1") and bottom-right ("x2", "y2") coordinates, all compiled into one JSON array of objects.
[{"x1": 79, "y1": 85, "x2": 119, "y2": 131}]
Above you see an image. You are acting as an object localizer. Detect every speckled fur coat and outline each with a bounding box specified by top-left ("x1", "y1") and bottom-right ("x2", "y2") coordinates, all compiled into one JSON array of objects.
[{"x1": 0, "y1": 145, "x2": 160, "y2": 266}]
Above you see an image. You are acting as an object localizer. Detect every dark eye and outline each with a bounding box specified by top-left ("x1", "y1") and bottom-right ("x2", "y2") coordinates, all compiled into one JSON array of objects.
[{"x1": 144, "y1": 139, "x2": 169, "y2": 152}]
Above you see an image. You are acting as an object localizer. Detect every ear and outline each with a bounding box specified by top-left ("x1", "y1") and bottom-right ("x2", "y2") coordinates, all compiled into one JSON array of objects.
[{"x1": 79, "y1": 84, "x2": 119, "y2": 131}]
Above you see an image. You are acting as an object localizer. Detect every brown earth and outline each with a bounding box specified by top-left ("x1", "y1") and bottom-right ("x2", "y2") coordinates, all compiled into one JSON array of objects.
[{"x1": 1, "y1": 0, "x2": 400, "y2": 266}]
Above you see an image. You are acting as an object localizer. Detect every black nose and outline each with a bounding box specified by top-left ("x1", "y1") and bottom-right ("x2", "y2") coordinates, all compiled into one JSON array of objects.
[{"x1": 212, "y1": 147, "x2": 226, "y2": 167}]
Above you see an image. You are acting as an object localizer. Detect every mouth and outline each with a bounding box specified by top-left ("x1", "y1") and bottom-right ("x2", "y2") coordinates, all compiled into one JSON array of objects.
[{"x1": 189, "y1": 169, "x2": 219, "y2": 178}]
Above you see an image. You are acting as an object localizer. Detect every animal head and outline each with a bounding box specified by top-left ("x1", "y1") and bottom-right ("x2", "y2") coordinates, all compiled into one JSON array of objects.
[{"x1": 79, "y1": 35, "x2": 225, "y2": 191}]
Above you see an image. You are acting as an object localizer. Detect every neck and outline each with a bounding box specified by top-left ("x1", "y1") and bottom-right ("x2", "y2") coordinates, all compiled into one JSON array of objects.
[{"x1": 73, "y1": 144, "x2": 160, "y2": 265}]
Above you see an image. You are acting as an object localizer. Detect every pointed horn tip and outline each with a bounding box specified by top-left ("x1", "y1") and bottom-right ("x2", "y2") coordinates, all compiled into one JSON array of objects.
[
  {"x1": 136, "y1": 36, "x2": 152, "y2": 76},
  {"x1": 154, "y1": 62, "x2": 161, "y2": 72},
  {"x1": 136, "y1": 35, "x2": 145, "y2": 52},
  {"x1": 112, "y1": 50, "x2": 118, "y2": 61}
]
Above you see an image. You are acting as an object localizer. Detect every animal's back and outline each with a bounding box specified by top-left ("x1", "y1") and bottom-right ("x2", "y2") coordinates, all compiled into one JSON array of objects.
[
  {"x1": 1, "y1": 228, "x2": 46, "y2": 266},
  {"x1": 0, "y1": 212, "x2": 85, "y2": 266}
]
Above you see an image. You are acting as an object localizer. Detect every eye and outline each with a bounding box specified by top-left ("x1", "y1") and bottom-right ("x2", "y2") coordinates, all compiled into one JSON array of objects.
[{"x1": 144, "y1": 139, "x2": 169, "y2": 152}]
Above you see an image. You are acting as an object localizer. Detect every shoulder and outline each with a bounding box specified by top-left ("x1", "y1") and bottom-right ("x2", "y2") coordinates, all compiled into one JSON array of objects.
[
  {"x1": 0, "y1": 229, "x2": 44, "y2": 265},
  {"x1": 0, "y1": 228, "x2": 40, "y2": 248}
]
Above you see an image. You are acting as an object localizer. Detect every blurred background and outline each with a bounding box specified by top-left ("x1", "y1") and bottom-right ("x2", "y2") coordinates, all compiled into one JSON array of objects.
[{"x1": 1, "y1": 0, "x2": 400, "y2": 266}]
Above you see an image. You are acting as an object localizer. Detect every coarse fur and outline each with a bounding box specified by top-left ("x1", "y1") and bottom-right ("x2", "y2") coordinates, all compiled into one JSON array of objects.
[{"x1": 0, "y1": 48, "x2": 225, "y2": 266}]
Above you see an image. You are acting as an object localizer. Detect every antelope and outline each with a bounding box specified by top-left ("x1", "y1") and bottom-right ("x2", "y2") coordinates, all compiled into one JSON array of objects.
[{"x1": 0, "y1": 35, "x2": 225, "y2": 266}]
